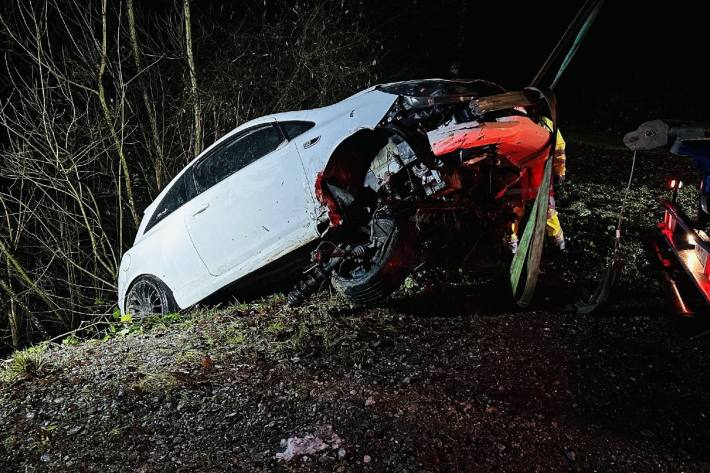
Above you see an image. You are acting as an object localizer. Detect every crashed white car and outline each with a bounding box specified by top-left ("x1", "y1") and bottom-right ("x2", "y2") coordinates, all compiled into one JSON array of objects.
[{"x1": 118, "y1": 79, "x2": 557, "y2": 317}]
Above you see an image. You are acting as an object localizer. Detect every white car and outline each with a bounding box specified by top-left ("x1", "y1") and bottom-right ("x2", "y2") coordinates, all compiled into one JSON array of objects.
[{"x1": 118, "y1": 79, "x2": 556, "y2": 317}]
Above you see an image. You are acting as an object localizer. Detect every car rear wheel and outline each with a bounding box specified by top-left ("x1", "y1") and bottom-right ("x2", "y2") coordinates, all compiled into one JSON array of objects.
[{"x1": 125, "y1": 276, "x2": 178, "y2": 320}]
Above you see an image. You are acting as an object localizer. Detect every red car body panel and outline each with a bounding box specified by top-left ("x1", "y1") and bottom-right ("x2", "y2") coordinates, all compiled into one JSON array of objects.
[{"x1": 429, "y1": 116, "x2": 552, "y2": 199}]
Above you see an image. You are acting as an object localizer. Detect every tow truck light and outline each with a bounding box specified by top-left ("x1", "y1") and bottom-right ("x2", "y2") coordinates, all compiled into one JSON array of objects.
[
  {"x1": 669, "y1": 179, "x2": 684, "y2": 190},
  {"x1": 688, "y1": 233, "x2": 696, "y2": 246}
]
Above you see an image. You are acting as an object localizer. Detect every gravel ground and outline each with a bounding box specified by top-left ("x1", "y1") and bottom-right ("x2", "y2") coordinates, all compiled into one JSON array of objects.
[{"x1": 1, "y1": 137, "x2": 710, "y2": 472}]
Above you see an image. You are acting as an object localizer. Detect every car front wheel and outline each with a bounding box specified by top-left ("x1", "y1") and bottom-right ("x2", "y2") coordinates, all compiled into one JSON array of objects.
[
  {"x1": 331, "y1": 215, "x2": 415, "y2": 305},
  {"x1": 124, "y1": 276, "x2": 178, "y2": 320}
]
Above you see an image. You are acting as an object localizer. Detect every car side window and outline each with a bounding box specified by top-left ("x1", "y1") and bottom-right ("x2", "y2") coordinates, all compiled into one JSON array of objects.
[
  {"x1": 279, "y1": 121, "x2": 315, "y2": 140},
  {"x1": 144, "y1": 169, "x2": 194, "y2": 234},
  {"x1": 193, "y1": 124, "x2": 285, "y2": 193}
]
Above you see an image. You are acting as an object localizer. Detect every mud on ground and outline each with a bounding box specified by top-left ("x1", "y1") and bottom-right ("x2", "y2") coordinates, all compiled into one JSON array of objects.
[{"x1": 1, "y1": 136, "x2": 709, "y2": 472}]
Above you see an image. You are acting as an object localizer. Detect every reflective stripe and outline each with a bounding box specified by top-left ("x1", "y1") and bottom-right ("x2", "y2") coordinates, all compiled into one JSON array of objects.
[
  {"x1": 541, "y1": 117, "x2": 566, "y2": 177},
  {"x1": 546, "y1": 210, "x2": 563, "y2": 237}
]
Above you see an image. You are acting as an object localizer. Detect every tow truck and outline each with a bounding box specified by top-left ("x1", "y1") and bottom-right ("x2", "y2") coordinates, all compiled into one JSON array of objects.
[{"x1": 625, "y1": 121, "x2": 710, "y2": 316}]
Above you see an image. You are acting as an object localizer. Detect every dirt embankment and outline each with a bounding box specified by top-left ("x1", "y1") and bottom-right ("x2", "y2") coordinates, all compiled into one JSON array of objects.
[{"x1": 1, "y1": 137, "x2": 709, "y2": 472}]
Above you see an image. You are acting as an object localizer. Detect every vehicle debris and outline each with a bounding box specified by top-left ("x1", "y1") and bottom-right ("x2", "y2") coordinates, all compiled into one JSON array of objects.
[
  {"x1": 274, "y1": 425, "x2": 343, "y2": 462},
  {"x1": 287, "y1": 82, "x2": 565, "y2": 307}
]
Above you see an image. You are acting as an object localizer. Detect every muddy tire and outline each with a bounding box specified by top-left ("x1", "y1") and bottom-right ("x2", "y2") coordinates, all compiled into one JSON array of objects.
[
  {"x1": 331, "y1": 217, "x2": 412, "y2": 306},
  {"x1": 124, "y1": 276, "x2": 178, "y2": 320}
]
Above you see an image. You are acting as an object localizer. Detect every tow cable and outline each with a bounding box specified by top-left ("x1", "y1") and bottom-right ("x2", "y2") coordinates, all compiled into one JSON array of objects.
[
  {"x1": 509, "y1": 136, "x2": 638, "y2": 312},
  {"x1": 572, "y1": 150, "x2": 637, "y2": 313}
]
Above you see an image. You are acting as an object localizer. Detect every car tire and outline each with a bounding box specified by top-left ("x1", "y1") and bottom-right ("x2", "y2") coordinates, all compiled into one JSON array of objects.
[
  {"x1": 331, "y1": 217, "x2": 413, "y2": 306},
  {"x1": 124, "y1": 276, "x2": 178, "y2": 320}
]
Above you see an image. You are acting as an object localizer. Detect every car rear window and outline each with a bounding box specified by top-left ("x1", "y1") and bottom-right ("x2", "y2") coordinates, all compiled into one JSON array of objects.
[
  {"x1": 280, "y1": 121, "x2": 315, "y2": 140},
  {"x1": 144, "y1": 169, "x2": 194, "y2": 233}
]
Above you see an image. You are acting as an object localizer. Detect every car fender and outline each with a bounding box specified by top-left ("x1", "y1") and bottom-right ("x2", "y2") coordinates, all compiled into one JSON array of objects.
[{"x1": 293, "y1": 90, "x2": 397, "y2": 216}]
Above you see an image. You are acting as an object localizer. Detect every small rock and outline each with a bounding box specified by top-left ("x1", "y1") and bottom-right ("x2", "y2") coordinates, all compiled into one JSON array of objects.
[
  {"x1": 40, "y1": 453, "x2": 50, "y2": 463},
  {"x1": 67, "y1": 426, "x2": 82, "y2": 436},
  {"x1": 363, "y1": 455, "x2": 371, "y2": 463},
  {"x1": 566, "y1": 450, "x2": 576, "y2": 462},
  {"x1": 338, "y1": 448, "x2": 346, "y2": 459},
  {"x1": 365, "y1": 397, "x2": 375, "y2": 407},
  {"x1": 26, "y1": 412, "x2": 35, "y2": 419}
]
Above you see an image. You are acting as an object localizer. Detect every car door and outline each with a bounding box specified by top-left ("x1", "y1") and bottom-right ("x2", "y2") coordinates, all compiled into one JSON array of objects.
[
  {"x1": 184, "y1": 122, "x2": 317, "y2": 277},
  {"x1": 126, "y1": 166, "x2": 211, "y2": 309}
]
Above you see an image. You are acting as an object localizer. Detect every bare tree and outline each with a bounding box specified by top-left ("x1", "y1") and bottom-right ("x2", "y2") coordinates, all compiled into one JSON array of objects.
[{"x1": 0, "y1": 0, "x2": 380, "y2": 349}]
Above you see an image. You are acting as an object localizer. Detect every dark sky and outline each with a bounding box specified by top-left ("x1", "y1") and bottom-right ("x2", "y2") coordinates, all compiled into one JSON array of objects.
[
  {"x1": 375, "y1": 1, "x2": 706, "y2": 131},
  {"x1": 1, "y1": 1, "x2": 706, "y2": 132}
]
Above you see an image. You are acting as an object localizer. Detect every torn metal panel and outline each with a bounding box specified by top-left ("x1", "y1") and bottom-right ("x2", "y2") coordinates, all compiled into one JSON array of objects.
[
  {"x1": 427, "y1": 116, "x2": 549, "y2": 160},
  {"x1": 469, "y1": 90, "x2": 537, "y2": 116},
  {"x1": 377, "y1": 79, "x2": 505, "y2": 110}
]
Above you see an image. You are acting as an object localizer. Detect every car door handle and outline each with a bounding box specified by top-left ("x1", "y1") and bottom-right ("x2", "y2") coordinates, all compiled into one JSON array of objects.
[
  {"x1": 303, "y1": 136, "x2": 321, "y2": 149},
  {"x1": 192, "y1": 203, "x2": 210, "y2": 216}
]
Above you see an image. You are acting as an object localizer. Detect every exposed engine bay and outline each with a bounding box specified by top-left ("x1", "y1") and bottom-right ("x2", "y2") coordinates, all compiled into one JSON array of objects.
[{"x1": 288, "y1": 80, "x2": 556, "y2": 306}]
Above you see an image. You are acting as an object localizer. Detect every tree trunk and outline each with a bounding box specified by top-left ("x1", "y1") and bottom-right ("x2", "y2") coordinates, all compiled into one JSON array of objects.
[
  {"x1": 99, "y1": 0, "x2": 140, "y2": 226},
  {"x1": 0, "y1": 237, "x2": 60, "y2": 316},
  {"x1": 126, "y1": 0, "x2": 166, "y2": 190},
  {"x1": 183, "y1": 0, "x2": 202, "y2": 157},
  {"x1": 5, "y1": 262, "x2": 19, "y2": 348}
]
